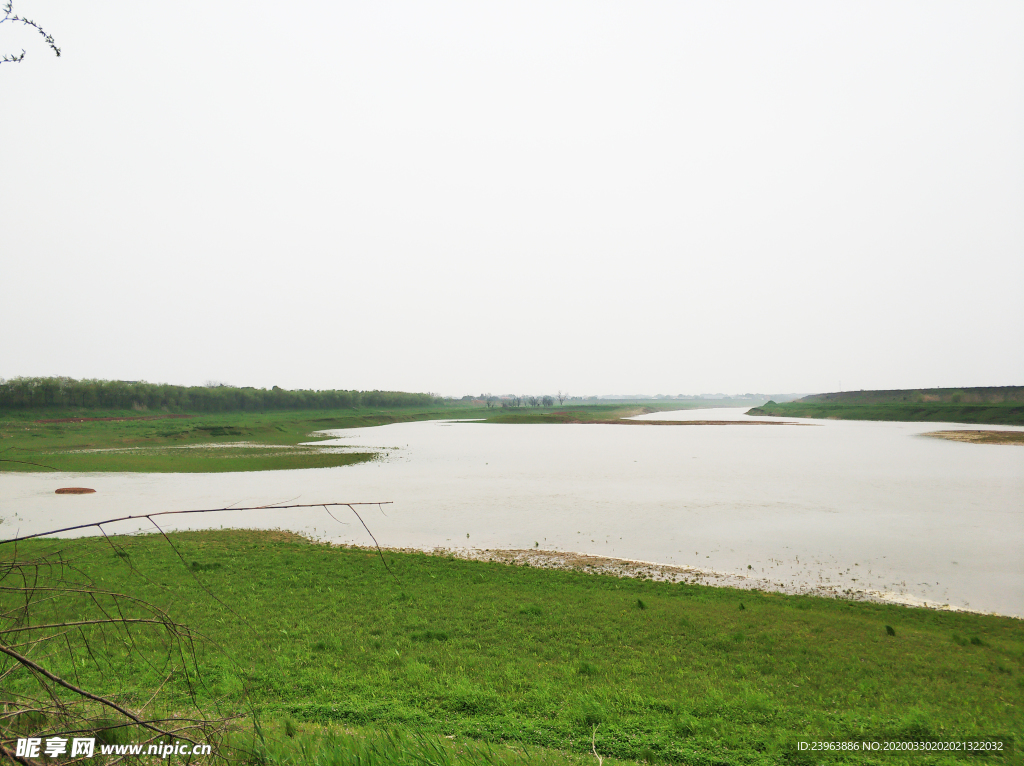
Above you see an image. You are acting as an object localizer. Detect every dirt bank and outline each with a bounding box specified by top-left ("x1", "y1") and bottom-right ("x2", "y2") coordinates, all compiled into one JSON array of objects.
[{"x1": 923, "y1": 430, "x2": 1024, "y2": 446}]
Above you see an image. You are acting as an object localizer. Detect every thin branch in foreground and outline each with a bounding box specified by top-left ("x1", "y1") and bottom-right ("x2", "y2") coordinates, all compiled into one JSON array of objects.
[
  {"x1": 1, "y1": 498, "x2": 396, "y2": 762},
  {"x1": 0, "y1": 501, "x2": 393, "y2": 545},
  {"x1": 324, "y1": 504, "x2": 398, "y2": 582},
  {"x1": 0, "y1": 0, "x2": 60, "y2": 65},
  {"x1": 0, "y1": 643, "x2": 199, "y2": 745},
  {"x1": 146, "y1": 516, "x2": 252, "y2": 632}
]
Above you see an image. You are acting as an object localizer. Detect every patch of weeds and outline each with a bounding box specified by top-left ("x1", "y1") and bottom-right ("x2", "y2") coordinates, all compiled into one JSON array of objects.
[
  {"x1": 577, "y1": 661, "x2": 599, "y2": 676},
  {"x1": 636, "y1": 598, "x2": 646, "y2": 610},
  {"x1": 283, "y1": 717, "x2": 297, "y2": 738},
  {"x1": 896, "y1": 709, "x2": 934, "y2": 740},
  {"x1": 11, "y1": 711, "x2": 48, "y2": 733},
  {"x1": 575, "y1": 697, "x2": 606, "y2": 729},
  {"x1": 673, "y1": 713, "x2": 699, "y2": 737},
  {"x1": 970, "y1": 635, "x2": 986, "y2": 646},
  {"x1": 93, "y1": 719, "x2": 132, "y2": 747},
  {"x1": 519, "y1": 604, "x2": 544, "y2": 617},
  {"x1": 410, "y1": 629, "x2": 449, "y2": 642},
  {"x1": 190, "y1": 561, "x2": 222, "y2": 572},
  {"x1": 952, "y1": 633, "x2": 969, "y2": 646},
  {"x1": 885, "y1": 625, "x2": 896, "y2": 637}
]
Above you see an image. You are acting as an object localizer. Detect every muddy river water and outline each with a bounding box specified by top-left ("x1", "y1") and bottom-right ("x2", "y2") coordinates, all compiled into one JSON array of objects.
[{"x1": 2, "y1": 408, "x2": 1022, "y2": 616}]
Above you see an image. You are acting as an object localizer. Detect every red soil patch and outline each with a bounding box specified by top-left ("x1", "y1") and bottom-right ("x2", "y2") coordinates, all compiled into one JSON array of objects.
[
  {"x1": 55, "y1": 487, "x2": 96, "y2": 494},
  {"x1": 35, "y1": 414, "x2": 192, "y2": 424}
]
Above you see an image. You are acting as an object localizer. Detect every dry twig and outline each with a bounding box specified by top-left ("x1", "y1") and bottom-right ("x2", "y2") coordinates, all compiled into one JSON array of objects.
[{"x1": 1, "y1": 499, "x2": 393, "y2": 763}]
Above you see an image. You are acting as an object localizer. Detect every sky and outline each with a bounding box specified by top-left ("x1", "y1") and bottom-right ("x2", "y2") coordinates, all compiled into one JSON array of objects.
[{"x1": 1, "y1": 1, "x2": 1021, "y2": 397}]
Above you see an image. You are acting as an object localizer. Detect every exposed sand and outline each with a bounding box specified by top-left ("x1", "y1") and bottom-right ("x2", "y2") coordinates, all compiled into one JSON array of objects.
[
  {"x1": 923, "y1": 430, "x2": 1024, "y2": 446},
  {"x1": 606, "y1": 418, "x2": 804, "y2": 426},
  {"x1": 351, "y1": 543, "x2": 991, "y2": 615}
]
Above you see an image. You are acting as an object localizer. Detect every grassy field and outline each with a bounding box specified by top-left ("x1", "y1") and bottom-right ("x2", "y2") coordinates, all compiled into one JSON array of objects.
[
  {"x1": 0, "y1": 403, "x2": 709, "y2": 474},
  {"x1": 3, "y1": 530, "x2": 1020, "y2": 765},
  {"x1": 748, "y1": 387, "x2": 1024, "y2": 426}
]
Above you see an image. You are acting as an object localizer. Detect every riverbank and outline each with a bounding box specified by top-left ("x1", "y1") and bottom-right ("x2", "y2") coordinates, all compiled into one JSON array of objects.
[
  {"x1": 922, "y1": 430, "x2": 1024, "y2": 446},
  {"x1": 745, "y1": 395, "x2": 1024, "y2": 423},
  {"x1": 438, "y1": 547, "x2": 1000, "y2": 615},
  {"x1": 5, "y1": 529, "x2": 1019, "y2": 765},
  {"x1": 0, "y1": 402, "x2": 735, "y2": 473}
]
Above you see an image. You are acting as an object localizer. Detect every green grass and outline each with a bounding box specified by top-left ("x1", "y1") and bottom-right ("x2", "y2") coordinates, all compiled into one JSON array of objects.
[
  {"x1": 0, "y1": 406, "x2": 467, "y2": 473},
  {"x1": 0, "y1": 403, "x2": 703, "y2": 473},
  {"x1": 798, "y1": 388, "x2": 1024, "y2": 406},
  {"x1": 4, "y1": 530, "x2": 1021, "y2": 765},
  {"x1": 241, "y1": 722, "x2": 614, "y2": 766},
  {"x1": 748, "y1": 401, "x2": 1024, "y2": 426},
  {"x1": 748, "y1": 387, "x2": 1024, "y2": 426}
]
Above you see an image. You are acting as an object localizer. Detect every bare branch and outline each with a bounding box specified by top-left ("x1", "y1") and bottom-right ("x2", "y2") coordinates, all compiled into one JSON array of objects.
[
  {"x1": 0, "y1": 0, "x2": 60, "y2": 65},
  {"x1": 1, "y1": 501, "x2": 393, "y2": 545},
  {"x1": 325, "y1": 504, "x2": 398, "y2": 582},
  {"x1": 0, "y1": 643, "x2": 199, "y2": 745},
  {"x1": 1, "y1": 498, "x2": 395, "y2": 762}
]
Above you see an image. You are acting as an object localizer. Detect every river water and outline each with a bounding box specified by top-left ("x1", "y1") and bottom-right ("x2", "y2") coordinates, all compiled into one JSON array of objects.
[{"x1": 2, "y1": 409, "x2": 1022, "y2": 616}]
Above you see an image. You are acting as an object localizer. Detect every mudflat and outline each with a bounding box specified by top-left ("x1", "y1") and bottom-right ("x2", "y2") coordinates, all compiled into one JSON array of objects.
[{"x1": 923, "y1": 430, "x2": 1024, "y2": 446}]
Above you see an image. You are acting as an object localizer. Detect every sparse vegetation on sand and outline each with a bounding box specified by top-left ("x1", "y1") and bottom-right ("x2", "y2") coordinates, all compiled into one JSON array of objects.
[
  {"x1": 5, "y1": 530, "x2": 1020, "y2": 765},
  {"x1": 922, "y1": 430, "x2": 1024, "y2": 446},
  {"x1": 748, "y1": 387, "x2": 1024, "y2": 426}
]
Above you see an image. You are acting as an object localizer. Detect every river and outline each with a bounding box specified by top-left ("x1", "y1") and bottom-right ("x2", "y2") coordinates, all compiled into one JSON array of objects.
[{"x1": 2, "y1": 408, "x2": 1021, "y2": 616}]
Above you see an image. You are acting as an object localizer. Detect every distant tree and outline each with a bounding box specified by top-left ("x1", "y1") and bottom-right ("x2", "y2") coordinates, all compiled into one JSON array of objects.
[
  {"x1": 0, "y1": 377, "x2": 435, "y2": 413},
  {"x1": 527, "y1": 396, "x2": 539, "y2": 407},
  {"x1": 557, "y1": 390, "x2": 568, "y2": 405},
  {"x1": 1, "y1": 1, "x2": 60, "y2": 65},
  {"x1": 542, "y1": 395, "x2": 554, "y2": 407}
]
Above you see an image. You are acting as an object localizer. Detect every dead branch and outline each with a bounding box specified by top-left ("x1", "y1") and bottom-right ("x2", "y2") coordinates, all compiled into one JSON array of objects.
[
  {"x1": 0, "y1": 0, "x2": 60, "y2": 65},
  {"x1": 1, "y1": 499, "x2": 396, "y2": 762},
  {"x1": 1, "y1": 502, "x2": 393, "y2": 545}
]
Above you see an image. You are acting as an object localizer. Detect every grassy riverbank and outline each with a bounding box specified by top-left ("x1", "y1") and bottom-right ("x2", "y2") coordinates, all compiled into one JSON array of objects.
[
  {"x1": 5, "y1": 530, "x2": 1020, "y2": 765},
  {"x1": 748, "y1": 387, "x2": 1024, "y2": 426},
  {"x1": 0, "y1": 406, "x2": 458, "y2": 473},
  {"x1": 0, "y1": 403, "x2": 708, "y2": 473}
]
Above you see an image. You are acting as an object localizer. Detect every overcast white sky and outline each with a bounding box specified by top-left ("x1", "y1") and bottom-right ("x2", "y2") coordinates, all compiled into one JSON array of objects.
[{"x1": 1, "y1": 1, "x2": 1021, "y2": 397}]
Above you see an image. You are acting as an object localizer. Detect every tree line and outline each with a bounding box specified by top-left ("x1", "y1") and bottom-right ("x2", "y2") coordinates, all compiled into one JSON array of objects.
[{"x1": 0, "y1": 377, "x2": 436, "y2": 413}]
